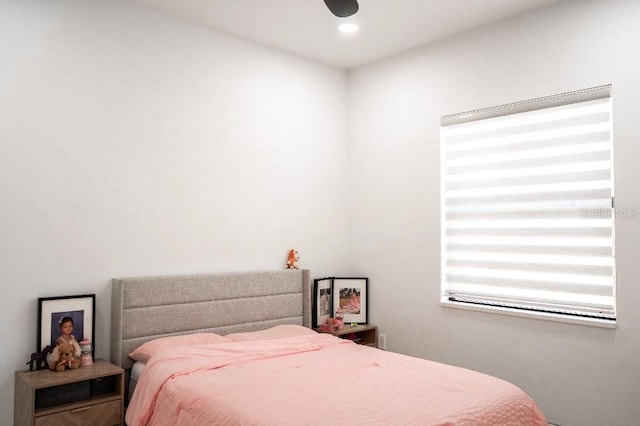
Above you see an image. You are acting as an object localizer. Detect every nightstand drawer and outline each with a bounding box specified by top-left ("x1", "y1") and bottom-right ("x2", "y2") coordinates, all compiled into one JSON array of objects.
[{"x1": 34, "y1": 399, "x2": 121, "y2": 426}]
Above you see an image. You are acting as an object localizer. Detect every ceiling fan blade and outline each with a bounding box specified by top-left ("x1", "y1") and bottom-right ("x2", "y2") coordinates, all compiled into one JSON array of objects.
[{"x1": 324, "y1": 0, "x2": 359, "y2": 17}]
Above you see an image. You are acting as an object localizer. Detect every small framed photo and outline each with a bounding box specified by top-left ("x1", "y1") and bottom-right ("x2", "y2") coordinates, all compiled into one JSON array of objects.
[
  {"x1": 312, "y1": 278, "x2": 333, "y2": 328},
  {"x1": 37, "y1": 294, "x2": 95, "y2": 356},
  {"x1": 333, "y1": 277, "x2": 368, "y2": 324}
]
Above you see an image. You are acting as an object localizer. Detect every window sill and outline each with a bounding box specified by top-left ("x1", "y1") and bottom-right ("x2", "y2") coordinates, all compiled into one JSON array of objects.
[{"x1": 440, "y1": 300, "x2": 617, "y2": 329}]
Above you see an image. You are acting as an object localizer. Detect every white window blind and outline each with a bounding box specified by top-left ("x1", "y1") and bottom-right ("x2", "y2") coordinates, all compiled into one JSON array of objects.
[{"x1": 441, "y1": 85, "x2": 615, "y2": 321}]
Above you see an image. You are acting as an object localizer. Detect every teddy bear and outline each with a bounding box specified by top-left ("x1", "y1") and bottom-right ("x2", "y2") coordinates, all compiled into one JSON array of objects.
[
  {"x1": 327, "y1": 317, "x2": 343, "y2": 330},
  {"x1": 317, "y1": 317, "x2": 344, "y2": 332},
  {"x1": 285, "y1": 249, "x2": 299, "y2": 269},
  {"x1": 50, "y1": 342, "x2": 81, "y2": 371}
]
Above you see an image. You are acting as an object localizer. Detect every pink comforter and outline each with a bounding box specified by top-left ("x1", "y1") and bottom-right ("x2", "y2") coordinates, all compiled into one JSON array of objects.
[{"x1": 126, "y1": 334, "x2": 546, "y2": 426}]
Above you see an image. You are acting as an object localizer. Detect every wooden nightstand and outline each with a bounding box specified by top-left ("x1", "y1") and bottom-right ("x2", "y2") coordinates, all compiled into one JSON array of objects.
[
  {"x1": 14, "y1": 359, "x2": 124, "y2": 426},
  {"x1": 315, "y1": 324, "x2": 378, "y2": 348}
]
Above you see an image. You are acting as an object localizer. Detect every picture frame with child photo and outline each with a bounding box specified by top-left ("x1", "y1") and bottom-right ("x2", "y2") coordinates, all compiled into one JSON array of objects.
[
  {"x1": 332, "y1": 277, "x2": 368, "y2": 324},
  {"x1": 37, "y1": 294, "x2": 95, "y2": 359},
  {"x1": 312, "y1": 277, "x2": 333, "y2": 328}
]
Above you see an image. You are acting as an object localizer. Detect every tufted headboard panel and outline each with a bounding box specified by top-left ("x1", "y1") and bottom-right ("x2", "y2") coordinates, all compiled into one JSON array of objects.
[{"x1": 111, "y1": 269, "x2": 311, "y2": 370}]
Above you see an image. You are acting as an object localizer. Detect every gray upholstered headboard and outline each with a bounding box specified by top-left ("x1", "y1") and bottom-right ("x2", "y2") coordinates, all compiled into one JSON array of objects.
[{"x1": 111, "y1": 269, "x2": 311, "y2": 370}]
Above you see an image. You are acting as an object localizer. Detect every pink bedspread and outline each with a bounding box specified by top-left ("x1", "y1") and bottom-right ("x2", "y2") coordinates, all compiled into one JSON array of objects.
[{"x1": 126, "y1": 334, "x2": 546, "y2": 426}]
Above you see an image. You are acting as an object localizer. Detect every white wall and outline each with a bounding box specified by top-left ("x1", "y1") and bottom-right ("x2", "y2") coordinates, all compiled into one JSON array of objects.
[
  {"x1": 348, "y1": 0, "x2": 640, "y2": 425},
  {"x1": 0, "y1": 1, "x2": 349, "y2": 421},
  {"x1": 4, "y1": 0, "x2": 640, "y2": 425}
]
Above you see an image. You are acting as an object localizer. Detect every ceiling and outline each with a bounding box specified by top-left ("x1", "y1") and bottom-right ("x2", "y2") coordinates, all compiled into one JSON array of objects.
[{"x1": 132, "y1": 0, "x2": 564, "y2": 69}]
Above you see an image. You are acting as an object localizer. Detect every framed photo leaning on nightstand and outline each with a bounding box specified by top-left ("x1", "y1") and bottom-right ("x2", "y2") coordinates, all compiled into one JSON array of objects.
[
  {"x1": 37, "y1": 294, "x2": 95, "y2": 358},
  {"x1": 333, "y1": 277, "x2": 368, "y2": 324},
  {"x1": 312, "y1": 277, "x2": 333, "y2": 328}
]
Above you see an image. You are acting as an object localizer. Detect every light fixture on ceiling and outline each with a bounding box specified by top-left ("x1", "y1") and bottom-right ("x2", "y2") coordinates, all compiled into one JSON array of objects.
[
  {"x1": 338, "y1": 23, "x2": 359, "y2": 33},
  {"x1": 324, "y1": 0, "x2": 359, "y2": 18}
]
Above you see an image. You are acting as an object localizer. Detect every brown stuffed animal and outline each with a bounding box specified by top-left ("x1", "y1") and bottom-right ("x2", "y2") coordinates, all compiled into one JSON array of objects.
[{"x1": 51, "y1": 342, "x2": 81, "y2": 371}]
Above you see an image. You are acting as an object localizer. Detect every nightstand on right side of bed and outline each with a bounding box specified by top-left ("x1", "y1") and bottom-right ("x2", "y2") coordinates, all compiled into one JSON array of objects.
[{"x1": 315, "y1": 324, "x2": 378, "y2": 348}]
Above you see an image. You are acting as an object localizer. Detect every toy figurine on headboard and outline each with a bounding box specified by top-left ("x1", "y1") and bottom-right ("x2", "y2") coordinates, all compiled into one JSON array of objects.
[{"x1": 285, "y1": 249, "x2": 300, "y2": 269}]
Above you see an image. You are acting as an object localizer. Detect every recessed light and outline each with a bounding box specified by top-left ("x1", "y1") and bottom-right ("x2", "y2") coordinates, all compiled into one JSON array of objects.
[{"x1": 338, "y1": 23, "x2": 359, "y2": 33}]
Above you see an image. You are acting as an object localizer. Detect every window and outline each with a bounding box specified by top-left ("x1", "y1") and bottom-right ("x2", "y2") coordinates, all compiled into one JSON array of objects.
[{"x1": 440, "y1": 85, "x2": 615, "y2": 325}]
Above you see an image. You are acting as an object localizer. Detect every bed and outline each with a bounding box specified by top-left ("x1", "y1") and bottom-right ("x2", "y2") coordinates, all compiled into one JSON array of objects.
[{"x1": 111, "y1": 269, "x2": 547, "y2": 425}]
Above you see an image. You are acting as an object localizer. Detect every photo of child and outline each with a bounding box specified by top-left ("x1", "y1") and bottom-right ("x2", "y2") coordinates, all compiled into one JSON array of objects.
[
  {"x1": 38, "y1": 294, "x2": 95, "y2": 363},
  {"x1": 50, "y1": 311, "x2": 84, "y2": 349},
  {"x1": 339, "y1": 288, "x2": 361, "y2": 314},
  {"x1": 313, "y1": 278, "x2": 334, "y2": 328},
  {"x1": 48, "y1": 311, "x2": 83, "y2": 368},
  {"x1": 331, "y1": 278, "x2": 367, "y2": 324},
  {"x1": 319, "y1": 288, "x2": 331, "y2": 316}
]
